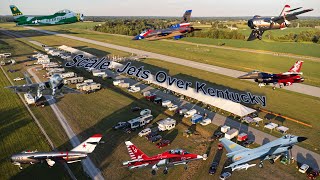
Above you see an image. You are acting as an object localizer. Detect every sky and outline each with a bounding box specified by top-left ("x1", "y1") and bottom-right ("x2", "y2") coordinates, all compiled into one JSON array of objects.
[{"x1": 0, "y1": 0, "x2": 319, "y2": 17}]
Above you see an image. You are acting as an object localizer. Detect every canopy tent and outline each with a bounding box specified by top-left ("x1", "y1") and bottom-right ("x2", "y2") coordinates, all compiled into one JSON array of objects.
[
  {"x1": 58, "y1": 45, "x2": 96, "y2": 58},
  {"x1": 253, "y1": 117, "x2": 263, "y2": 122},
  {"x1": 277, "y1": 126, "x2": 289, "y2": 133},
  {"x1": 108, "y1": 61, "x2": 256, "y2": 117},
  {"x1": 264, "y1": 123, "x2": 278, "y2": 130}
]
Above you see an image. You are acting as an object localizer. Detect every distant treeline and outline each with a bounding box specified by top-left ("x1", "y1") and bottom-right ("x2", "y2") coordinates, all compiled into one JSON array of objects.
[{"x1": 269, "y1": 31, "x2": 320, "y2": 43}]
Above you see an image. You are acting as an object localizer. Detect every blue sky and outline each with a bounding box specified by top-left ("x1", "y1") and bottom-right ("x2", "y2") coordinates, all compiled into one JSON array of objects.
[{"x1": 1, "y1": 0, "x2": 319, "y2": 16}]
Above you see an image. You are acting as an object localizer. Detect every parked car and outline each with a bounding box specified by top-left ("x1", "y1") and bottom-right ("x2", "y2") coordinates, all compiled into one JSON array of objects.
[
  {"x1": 156, "y1": 140, "x2": 170, "y2": 148},
  {"x1": 124, "y1": 128, "x2": 132, "y2": 134},
  {"x1": 299, "y1": 164, "x2": 310, "y2": 173},
  {"x1": 307, "y1": 170, "x2": 319, "y2": 180},
  {"x1": 200, "y1": 118, "x2": 212, "y2": 126},
  {"x1": 146, "y1": 132, "x2": 159, "y2": 139},
  {"x1": 149, "y1": 135, "x2": 162, "y2": 143},
  {"x1": 113, "y1": 122, "x2": 129, "y2": 130},
  {"x1": 212, "y1": 132, "x2": 223, "y2": 141},
  {"x1": 140, "y1": 109, "x2": 151, "y2": 116},
  {"x1": 131, "y1": 106, "x2": 141, "y2": 112},
  {"x1": 138, "y1": 128, "x2": 151, "y2": 137},
  {"x1": 242, "y1": 139, "x2": 254, "y2": 147},
  {"x1": 219, "y1": 172, "x2": 232, "y2": 180},
  {"x1": 218, "y1": 143, "x2": 223, "y2": 150},
  {"x1": 209, "y1": 162, "x2": 218, "y2": 175},
  {"x1": 13, "y1": 77, "x2": 24, "y2": 81},
  {"x1": 168, "y1": 105, "x2": 178, "y2": 111}
]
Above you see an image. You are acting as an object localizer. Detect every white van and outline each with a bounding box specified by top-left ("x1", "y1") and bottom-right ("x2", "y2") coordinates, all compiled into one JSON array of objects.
[{"x1": 184, "y1": 109, "x2": 197, "y2": 118}]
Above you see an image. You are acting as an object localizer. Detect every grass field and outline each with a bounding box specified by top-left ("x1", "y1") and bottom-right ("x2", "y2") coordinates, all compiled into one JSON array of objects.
[
  {"x1": 0, "y1": 43, "x2": 69, "y2": 179},
  {"x1": 3, "y1": 22, "x2": 318, "y2": 87}
]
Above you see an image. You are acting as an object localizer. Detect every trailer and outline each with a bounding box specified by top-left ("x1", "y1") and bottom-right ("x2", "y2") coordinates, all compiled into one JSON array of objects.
[
  {"x1": 157, "y1": 118, "x2": 176, "y2": 131},
  {"x1": 42, "y1": 62, "x2": 60, "y2": 68},
  {"x1": 184, "y1": 109, "x2": 197, "y2": 118},
  {"x1": 191, "y1": 114, "x2": 203, "y2": 124},
  {"x1": 84, "y1": 79, "x2": 94, "y2": 83},
  {"x1": 127, "y1": 114, "x2": 153, "y2": 129},
  {"x1": 60, "y1": 72, "x2": 76, "y2": 79},
  {"x1": 162, "y1": 100, "x2": 172, "y2": 107},
  {"x1": 24, "y1": 93, "x2": 35, "y2": 105},
  {"x1": 225, "y1": 129, "x2": 239, "y2": 140},
  {"x1": 64, "y1": 77, "x2": 84, "y2": 85},
  {"x1": 119, "y1": 82, "x2": 130, "y2": 88},
  {"x1": 92, "y1": 69, "x2": 106, "y2": 77},
  {"x1": 113, "y1": 80, "x2": 124, "y2": 86},
  {"x1": 143, "y1": 91, "x2": 151, "y2": 97},
  {"x1": 179, "y1": 109, "x2": 188, "y2": 116},
  {"x1": 81, "y1": 83, "x2": 101, "y2": 92},
  {"x1": 221, "y1": 125, "x2": 231, "y2": 133},
  {"x1": 237, "y1": 133, "x2": 248, "y2": 142},
  {"x1": 128, "y1": 86, "x2": 140, "y2": 93}
]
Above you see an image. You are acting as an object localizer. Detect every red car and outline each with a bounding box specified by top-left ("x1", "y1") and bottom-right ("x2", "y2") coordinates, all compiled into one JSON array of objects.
[
  {"x1": 218, "y1": 143, "x2": 223, "y2": 150},
  {"x1": 308, "y1": 170, "x2": 319, "y2": 180},
  {"x1": 156, "y1": 140, "x2": 171, "y2": 148}
]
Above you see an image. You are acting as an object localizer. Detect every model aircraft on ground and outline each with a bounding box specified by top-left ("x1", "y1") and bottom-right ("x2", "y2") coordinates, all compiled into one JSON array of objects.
[
  {"x1": 11, "y1": 134, "x2": 103, "y2": 169},
  {"x1": 122, "y1": 141, "x2": 207, "y2": 175},
  {"x1": 247, "y1": 5, "x2": 313, "y2": 41},
  {"x1": 220, "y1": 135, "x2": 307, "y2": 171},
  {"x1": 238, "y1": 60, "x2": 304, "y2": 89},
  {"x1": 9, "y1": 5, "x2": 84, "y2": 26},
  {"x1": 133, "y1": 10, "x2": 201, "y2": 41},
  {"x1": 6, "y1": 73, "x2": 79, "y2": 101}
]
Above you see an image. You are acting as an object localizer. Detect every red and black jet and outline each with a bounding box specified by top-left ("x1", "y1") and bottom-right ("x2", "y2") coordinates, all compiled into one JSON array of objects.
[
  {"x1": 133, "y1": 10, "x2": 201, "y2": 41},
  {"x1": 238, "y1": 60, "x2": 304, "y2": 90},
  {"x1": 247, "y1": 5, "x2": 313, "y2": 41},
  {"x1": 122, "y1": 141, "x2": 207, "y2": 175}
]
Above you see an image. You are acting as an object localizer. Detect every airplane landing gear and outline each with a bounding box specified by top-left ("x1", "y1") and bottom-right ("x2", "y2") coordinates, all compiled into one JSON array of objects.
[
  {"x1": 151, "y1": 170, "x2": 156, "y2": 175},
  {"x1": 163, "y1": 167, "x2": 168, "y2": 175},
  {"x1": 272, "y1": 86, "x2": 276, "y2": 90},
  {"x1": 269, "y1": 159, "x2": 275, "y2": 164},
  {"x1": 258, "y1": 35, "x2": 262, "y2": 40},
  {"x1": 259, "y1": 161, "x2": 264, "y2": 168}
]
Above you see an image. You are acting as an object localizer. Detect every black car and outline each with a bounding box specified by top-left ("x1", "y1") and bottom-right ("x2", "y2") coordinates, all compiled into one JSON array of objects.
[
  {"x1": 146, "y1": 132, "x2": 159, "y2": 140},
  {"x1": 242, "y1": 140, "x2": 254, "y2": 147},
  {"x1": 209, "y1": 162, "x2": 218, "y2": 175},
  {"x1": 131, "y1": 106, "x2": 141, "y2": 112},
  {"x1": 112, "y1": 122, "x2": 129, "y2": 130},
  {"x1": 213, "y1": 132, "x2": 224, "y2": 140},
  {"x1": 149, "y1": 135, "x2": 162, "y2": 143}
]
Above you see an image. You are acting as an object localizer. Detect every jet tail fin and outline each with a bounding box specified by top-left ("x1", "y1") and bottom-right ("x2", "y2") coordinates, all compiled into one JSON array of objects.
[
  {"x1": 125, "y1": 141, "x2": 149, "y2": 160},
  {"x1": 280, "y1": 5, "x2": 291, "y2": 16},
  {"x1": 220, "y1": 138, "x2": 248, "y2": 156},
  {"x1": 71, "y1": 134, "x2": 102, "y2": 153},
  {"x1": 9, "y1": 5, "x2": 24, "y2": 20},
  {"x1": 288, "y1": 60, "x2": 304, "y2": 73},
  {"x1": 181, "y1": 10, "x2": 192, "y2": 23}
]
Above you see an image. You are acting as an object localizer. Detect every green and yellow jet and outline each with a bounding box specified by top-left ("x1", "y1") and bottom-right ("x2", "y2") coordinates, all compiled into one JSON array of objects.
[{"x1": 10, "y1": 5, "x2": 84, "y2": 26}]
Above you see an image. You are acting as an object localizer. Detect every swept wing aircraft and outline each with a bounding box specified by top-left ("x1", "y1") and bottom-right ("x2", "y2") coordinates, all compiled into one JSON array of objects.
[
  {"x1": 247, "y1": 5, "x2": 313, "y2": 41},
  {"x1": 238, "y1": 60, "x2": 304, "y2": 89},
  {"x1": 133, "y1": 10, "x2": 201, "y2": 41},
  {"x1": 10, "y1": 5, "x2": 84, "y2": 26},
  {"x1": 220, "y1": 135, "x2": 307, "y2": 171},
  {"x1": 11, "y1": 134, "x2": 103, "y2": 169},
  {"x1": 122, "y1": 141, "x2": 207, "y2": 175}
]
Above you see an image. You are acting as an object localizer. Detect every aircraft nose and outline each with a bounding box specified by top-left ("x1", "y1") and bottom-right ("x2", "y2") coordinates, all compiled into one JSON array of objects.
[
  {"x1": 247, "y1": 20, "x2": 254, "y2": 29},
  {"x1": 132, "y1": 35, "x2": 142, "y2": 40},
  {"x1": 297, "y1": 137, "x2": 307, "y2": 142},
  {"x1": 238, "y1": 72, "x2": 257, "y2": 79},
  {"x1": 197, "y1": 155, "x2": 203, "y2": 159}
]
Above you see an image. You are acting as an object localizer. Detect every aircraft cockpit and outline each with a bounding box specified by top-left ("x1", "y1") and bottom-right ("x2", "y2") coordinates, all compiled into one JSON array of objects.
[
  {"x1": 56, "y1": 9, "x2": 73, "y2": 14},
  {"x1": 168, "y1": 149, "x2": 190, "y2": 155}
]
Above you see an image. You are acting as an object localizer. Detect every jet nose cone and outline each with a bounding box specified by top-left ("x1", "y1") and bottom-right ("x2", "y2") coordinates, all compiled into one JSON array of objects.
[
  {"x1": 132, "y1": 35, "x2": 142, "y2": 40},
  {"x1": 238, "y1": 72, "x2": 258, "y2": 79},
  {"x1": 297, "y1": 137, "x2": 308, "y2": 142},
  {"x1": 197, "y1": 155, "x2": 203, "y2": 159}
]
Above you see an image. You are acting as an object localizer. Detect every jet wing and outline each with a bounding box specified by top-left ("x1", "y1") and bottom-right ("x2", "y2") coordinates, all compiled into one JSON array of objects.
[
  {"x1": 146, "y1": 31, "x2": 183, "y2": 41},
  {"x1": 24, "y1": 72, "x2": 33, "y2": 85},
  {"x1": 220, "y1": 138, "x2": 248, "y2": 154},
  {"x1": 272, "y1": 9, "x2": 314, "y2": 24},
  {"x1": 226, "y1": 152, "x2": 264, "y2": 168},
  {"x1": 6, "y1": 83, "x2": 40, "y2": 93}
]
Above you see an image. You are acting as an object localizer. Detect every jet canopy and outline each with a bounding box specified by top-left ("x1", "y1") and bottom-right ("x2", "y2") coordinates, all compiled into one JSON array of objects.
[
  {"x1": 56, "y1": 9, "x2": 73, "y2": 14},
  {"x1": 168, "y1": 149, "x2": 190, "y2": 155}
]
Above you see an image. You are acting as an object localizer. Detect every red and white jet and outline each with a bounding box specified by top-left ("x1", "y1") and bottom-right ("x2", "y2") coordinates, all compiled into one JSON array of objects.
[
  {"x1": 238, "y1": 60, "x2": 304, "y2": 89},
  {"x1": 122, "y1": 141, "x2": 207, "y2": 175}
]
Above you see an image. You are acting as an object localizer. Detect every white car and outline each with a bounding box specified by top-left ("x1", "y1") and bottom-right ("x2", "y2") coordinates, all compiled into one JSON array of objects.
[
  {"x1": 299, "y1": 164, "x2": 309, "y2": 173},
  {"x1": 13, "y1": 77, "x2": 24, "y2": 81},
  {"x1": 168, "y1": 105, "x2": 178, "y2": 111},
  {"x1": 200, "y1": 118, "x2": 212, "y2": 126},
  {"x1": 138, "y1": 128, "x2": 151, "y2": 137},
  {"x1": 140, "y1": 109, "x2": 151, "y2": 116}
]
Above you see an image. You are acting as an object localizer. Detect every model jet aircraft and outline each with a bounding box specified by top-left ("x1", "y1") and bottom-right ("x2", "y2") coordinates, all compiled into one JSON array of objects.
[
  {"x1": 133, "y1": 10, "x2": 201, "y2": 41},
  {"x1": 11, "y1": 134, "x2": 103, "y2": 169},
  {"x1": 220, "y1": 135, "x2": 307, "y2": 171},
  {"x1": 6, "y1": 73, "x2": 65, "y2": 99},
  {"x1": 122, "y1": 141, "x2": 207, "y2": 175},
  {"x1": 238, "y1": 60, "x2": 304, "y2": 89},
  {"x1": 247, "y1": 5, "x2": 313, "y2": 41},
  {"x1": 9, "y1": 5, "x2": 84, "y2": 26}
]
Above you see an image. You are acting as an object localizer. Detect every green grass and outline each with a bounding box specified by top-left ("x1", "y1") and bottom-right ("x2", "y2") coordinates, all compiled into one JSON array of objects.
[{"x1": 2, "y1": 23, "x2": 320, "y2": 86}]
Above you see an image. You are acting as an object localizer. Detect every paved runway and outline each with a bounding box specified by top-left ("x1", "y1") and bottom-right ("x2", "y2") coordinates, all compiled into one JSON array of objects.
[{"x1": 24, "y1": 27, "x2": 320, "y2": 98}]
